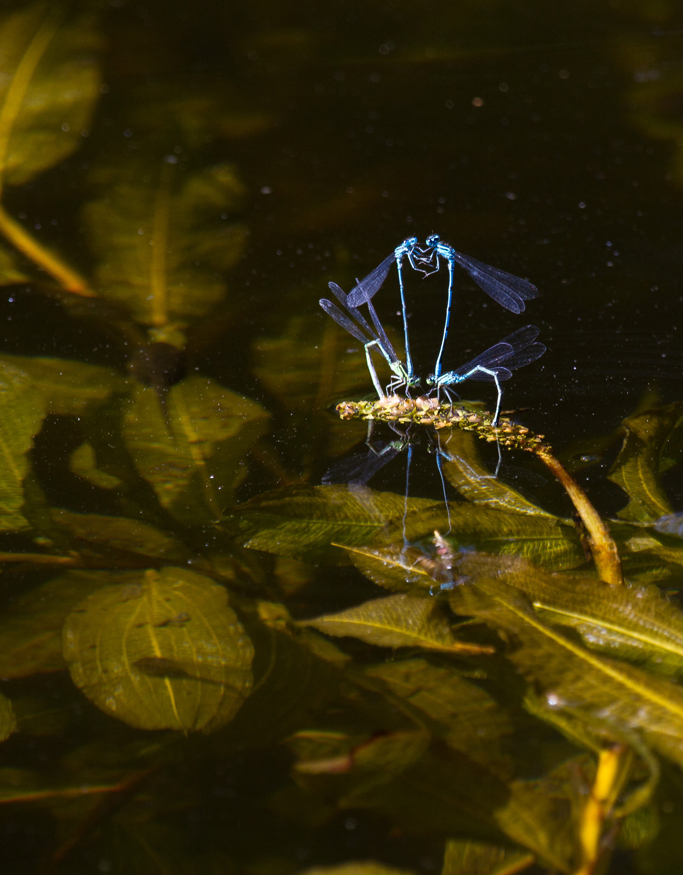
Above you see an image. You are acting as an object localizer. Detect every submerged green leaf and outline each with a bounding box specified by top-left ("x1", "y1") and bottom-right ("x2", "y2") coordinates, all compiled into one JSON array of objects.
[
  {"x1": 229, "y1": 484, "x2": 435, "y2": 563},
  {"x1": 450, "y1": 551, "x2": 683, "y2": 678},
  {"x1": 360, "y1": 659, "x2": 511, "y2": 775},
  {"x1": 302, "y1": 593, "x2": 493, "y2": 655},
  {"x1": 300, "y1": 864, "x2": 417, "y2": 875},
  {"x1": 454, "y1": 578, "x2": 683, "y2": 769},
  {"x1": 441, "y1": 430, "x2": 555, "y2": 518},
  {"x1": 49, "y1": 508, "x2": 195, "y2": 564},
  {"x1": 0, "y1": 355, "x2": 128, "y2": 415},
  {"x1": 84, "y1": 157, "x2": 246, "y2": 326},
  {"x1": 442, "y1": 837, "x2": 534, "y2": 875},
  {"x1": 398, "y1": 505, "x2": 584, "y2": 571},
  {"x1": 0, "y1": 361, "x2": 47, "y2": 530},
  {"x1": 0, "y1": 244, "x2": 29, "y2": 285},
  {"x1": 63, "y1": 567, "x2": 254, "y2": 732},
  {"x1": 0, "y1": 692, "x2": 16, "y2": 742},
  {"x1": 0, "y1": 570, "x2": 130, "y2": 678},
  {"x1": 0, "y1": 5, "x2": 101, "y2": 188},
  {"x1": 335, "y1": 504, "x2": 585, "y2": 593},
  {"x1": 69, "y1": 442, "x2": 123, "y2": 490},
  {"x1": 220, "y1": 601, "x2": 346, "y2": 749},
  {"x1": 253, "y1": 313, "x2": 373, "y2": 412},
  {"x1": 0, "y1": 764, "x2": 147, "y2": 805},
  {"x1": 608, "y1": 403, "x2": 683, "y2": 522},
  {"x1": 123, "y1": 377, "x2": 269, "y2": 523},
  {"x1": 332, "y1": 736, "x2": 575, "y2": 872}
]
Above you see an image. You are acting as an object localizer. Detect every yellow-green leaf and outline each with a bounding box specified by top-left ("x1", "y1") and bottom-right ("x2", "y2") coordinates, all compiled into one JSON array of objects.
[
  {"x1": 49, "y1": 508, "x2": 195, "y2": 564},
  {"x1": 0, "y1": 244, "x2": 29, "y2": 284},
  {"x1": 0, "y1": 4, "x2": 101, "y2": 189},
  {"x1": 336, "y1": 505, "x2": 585, "y2": 593},
  {"x1": 253, "y1": 313, "x2": 386, "y2": 412},
  {"x1": 0, "y1": 355, "x2": 128, "y2": 415},
  {"x1": 0, "y1": 361, "x2": 47, "y2": 530},
  {"x1": 302, "y1": 593, "x2": 493, "y2": 655},
  {"x1": 123, "y1": 376, "x2": 269, "y2": 523},
  {"x1": 441, "y1": 430, "x2": 555, "y2": 518},
  {"x1": 0, "y1": 570, "x2": 125, "y2": 678},
  {"x1": 0, "y1": 692, "x2": 16, "y2": 742},
  {"x1": 608, "y1": 403, "x2": 683, "y2": 522},
  {"x1": 449, "y1": 551, "x2": 683, "y2": 678},
  {"x1": 361, "y1": 659, "x2": 511, "y2": 775},
  {"x1": 442, "y1": 837, "x2": 534, "y2": 875},
  {"x1": 301, "y1": 864, "x2": 417, "y2": 875},
  {"x1": 69, "y1": 442, "x2": 123, "y2": 490},
  {"x1": 454, "y1": 578, "x2": 683, "y2": 769},
  {"x1": 62, "y1": 567, "x2": 254, "y2": 732},
  {"x1": 229, "y1": 484, "x2": 435, "y2": 563},
  {"x1": 0, "y1": 764, "x2": 146, "y2": 804},
  {"x1": 83, "y1": 157, "x2": 246, "y2": 326}
]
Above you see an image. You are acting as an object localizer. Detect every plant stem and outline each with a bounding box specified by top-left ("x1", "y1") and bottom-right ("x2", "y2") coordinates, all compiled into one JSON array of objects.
[
  {"x1": 0, "y1": 204, "x2": 96, "y2": 296},
  {"x1": 537, "y1": 449, "x2": 624, "y2": 586},
  {"x1": 576, "y1": 744, "x2": 631, "y2": 875}
]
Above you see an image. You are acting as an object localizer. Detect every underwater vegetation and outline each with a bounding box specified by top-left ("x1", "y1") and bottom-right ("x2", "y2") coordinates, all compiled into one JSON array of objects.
[{"x1": 2, "y1": 3, "x2": 683, "y2": 875}]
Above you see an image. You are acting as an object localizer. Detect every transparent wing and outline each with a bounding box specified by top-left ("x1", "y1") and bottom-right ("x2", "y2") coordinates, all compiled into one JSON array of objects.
[
  {"x1": 322, "y1": 441, "x2": 405, "y2": 485},
  {"x1": 452, "y1": 252, "x2": 539, "y2": 314},
  {"x1": 346, "y1": 252, "x2": 396, "y2": 306},
  {"x1": 445, "y1": 325, "x2": 545, "y2": 382}
]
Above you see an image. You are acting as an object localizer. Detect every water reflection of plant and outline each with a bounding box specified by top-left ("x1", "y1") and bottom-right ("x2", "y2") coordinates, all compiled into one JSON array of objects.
[{"x1": 1, "y1": 5, "x2": 683, "y2": 875}]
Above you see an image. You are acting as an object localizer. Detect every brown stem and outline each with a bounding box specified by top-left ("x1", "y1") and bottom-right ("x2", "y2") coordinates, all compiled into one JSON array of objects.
[{"x1": 537, "y1": 448, "x2": 623, "y2": 586}]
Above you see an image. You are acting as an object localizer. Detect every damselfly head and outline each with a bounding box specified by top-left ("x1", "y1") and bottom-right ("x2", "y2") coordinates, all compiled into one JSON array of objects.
[
  {"x1": 425, "y1": 233, "x2": 440, "y2": 246},
  {"x1": 426, "y1": 373, "x2": 436, "y2": 386}
]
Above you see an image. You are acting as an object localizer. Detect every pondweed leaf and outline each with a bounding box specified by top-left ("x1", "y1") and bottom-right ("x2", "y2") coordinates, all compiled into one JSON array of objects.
[
  {"x1": 328, "y1": 735, "x2": 575, "y2": 871},
  {"x1": 0, "y1": 244, "x2": 29, "y2": 285},
  {"x1": 123, "y1": 376, "x2": 270, "y2": 523},
  {"x1": 360, "y1": 659, "x2": 511, "y2": 776},
  {"x1": 302, "y1": 593, "x2": 493, "y2": 655},
  {"x1": 49, "y1": 508, "x2": 196, "y2": 564},
  {"x1": 336, "y1": 505, "x2": 584, "y2": 592},
  {"x1": 442, "y1": 837, "x2": 534, "y2": 875},
  {"x1": 252, "y1": 312, "x2": 372, "y2": 457},
  {"x1": 395, "y1": 505, "x2": 585, "y2": 571},
  {"x1": 253, "y1": 313, "x2": 379, "y2": 412},
  {"x1": 300, "y1": 863, "x2": 418, "y2": 875},
  {"x1": 0, "y1": 4, "x2": 101, "y2": 189},
  {"x1": 69, "y1": 442, "x2": 123, "y2": 490},
  {"x1": 0, "y1": 763, "x2": 148, "y2": 805},
  {"x1": 12, "y1": 694, "x2": 71, "y2": 737},
  {"x1": 608, "y1": 402, "x2": 683, "y2": 523},
  {"x1": 228, "y1": 484, "x2": 435, "y2": 563},
  {"x1": 451, "y1": 551, "x2": 683, "y2": 678},
  {"x1": 84, "y1": 156, "x2": 246, "y2": 328},
  {"x1": 0, "y1": 570, "x2": 136, "y2": 678},
  {"x1": 0, "y1": 361, "x2": 47, "y2": 531},
  {"x1": 454, "y1": 578, "x2": 683, "y2": 769},
  {"x1": 0, "y1": 692, "x2": 16, "y2": 742},
  {"x1": 219, "y1": 601, "x2": 345, "y2": 749},
  {"x1": 0, "y1": 355, "x2": 128, "y2": 415},
  {"x1": 441, "y1": 430, "x2": 556, "y2": 518},
  {"x1": 63, "y1": 567, "x2": 254, "y2": 732}
]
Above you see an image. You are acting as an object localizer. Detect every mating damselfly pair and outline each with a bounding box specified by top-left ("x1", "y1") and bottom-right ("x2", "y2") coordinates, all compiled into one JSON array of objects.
[{"x1": 319, "y1": 234, "x2": 546, "y2": 425}]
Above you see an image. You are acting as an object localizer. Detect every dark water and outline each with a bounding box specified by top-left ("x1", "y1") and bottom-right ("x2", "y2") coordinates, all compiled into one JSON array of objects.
[{"x1": 3, "y1": 0, "x2": 683, "y2": 873}]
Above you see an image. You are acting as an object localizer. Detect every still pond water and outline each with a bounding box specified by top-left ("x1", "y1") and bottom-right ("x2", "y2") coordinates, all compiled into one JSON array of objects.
[{"x1": 2, "y1": 1, "x2": 683, "y2": 873}]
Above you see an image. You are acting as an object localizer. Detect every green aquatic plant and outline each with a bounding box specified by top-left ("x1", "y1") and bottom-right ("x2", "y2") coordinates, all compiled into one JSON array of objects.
[{"x1": 1, "y1": 5, "x2": 683, "y2": 875}]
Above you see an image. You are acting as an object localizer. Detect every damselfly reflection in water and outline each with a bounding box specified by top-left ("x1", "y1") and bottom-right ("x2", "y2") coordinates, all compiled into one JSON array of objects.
[
  {"x1": 322, "y1": 418, "x2": 457, "y2": 548},
  {"x1": 320, "y1": 235, "x2": 546, "y2": 572}
]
